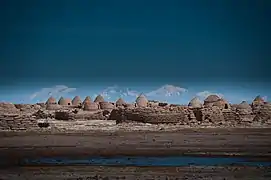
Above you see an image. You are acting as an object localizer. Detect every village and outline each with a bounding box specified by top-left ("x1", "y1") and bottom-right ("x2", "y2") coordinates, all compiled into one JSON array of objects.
[{"x1": 0, "y1": 93, "x2": 270, "y2": 131}]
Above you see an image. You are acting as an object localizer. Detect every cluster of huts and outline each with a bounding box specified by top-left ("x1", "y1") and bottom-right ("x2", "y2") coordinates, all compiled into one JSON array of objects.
[{"x1": 45, "y1": 94, "x2": 267, "y2": 111}]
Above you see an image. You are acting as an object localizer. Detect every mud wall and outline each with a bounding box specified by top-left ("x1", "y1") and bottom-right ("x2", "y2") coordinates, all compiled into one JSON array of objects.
[
  {"x1": 109, "y1": 106, "x2": 271, "y2": 125},
  {"x1": 0, "y1": 114, "x2": 39, "y2": 131}
]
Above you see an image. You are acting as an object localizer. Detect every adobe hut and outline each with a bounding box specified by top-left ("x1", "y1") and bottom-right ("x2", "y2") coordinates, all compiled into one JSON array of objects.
[
  {"x1": 135, "y1": 94, "x2": 148, "y2": 107},
  {"x1": 237, "y1": 101, "x2": 251, "y2": 110},
  {"x1": 83, "y1": 96, "x2": 92, "y2": 104},
  {"x1": 0, "y1": 102, "x2": 19, "y2": 113},
  {"x1": 72, "y1": 96, "x2": 82, "y2": 106},
  {"x1": 94, "y1": 95, "x2": 105, "y2": 103},
  {"x1": 213, "y1": 98, "x2": 230, "y2": 109},
  {"x1": 236, "y1": 101, "x2": 252, "y2": 115},
  {"x1": 251, "y1": 95, "x2": 265, "y2": 113},
  {"x1": 46, "y1": 96, "x2": 57, "y2": 105},
  {"x1": 116, "y1": 98, "x2": 126, "y2": 107},
  {"x1": 252, "y1": 95, "x2": 265, "y2": 107},
  {"x1": 203, "y1": 95, "x2": 221, "y2": 107},
  {"x1": 148, "y1": 100, "x2": 159, "y2": 107},
  {"x1": 46, "y1": 104, "x2": 62, "y2": 110},
  {"x1": 58, "y1": 97, "x2": 72, "y2": 106},
  {"x1": 124, "y1": 103, "x2": 136, "y2": 108},
  {"x1": 99, "y1": 102, "x2": 115, "y2": 110},
  {"x1": 83, "y1": 102, "x2": 99, "y2": 111},
  {"x1": 253, "y1": 103, "x2": 271, "y2": 122},
  {"x1": 188, "y1": 97, "x2": 202, "y2": 108}
]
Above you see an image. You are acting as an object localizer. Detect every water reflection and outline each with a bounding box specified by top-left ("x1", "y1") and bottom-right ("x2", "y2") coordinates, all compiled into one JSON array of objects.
[{"x1": 22, "y1": 156, "x2": 271, "y2": 167}]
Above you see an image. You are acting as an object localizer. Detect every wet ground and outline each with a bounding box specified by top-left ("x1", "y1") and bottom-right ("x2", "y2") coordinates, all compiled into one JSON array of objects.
[
  {"x1": 1, "y1": 165, "x2": 270, "y2": 180},
  {"x1": 0, "y1": 128, "x2": 270, "y2": 158},
  {"x1": 0, "y1": 128, "x2": 270, "y2": 179}
]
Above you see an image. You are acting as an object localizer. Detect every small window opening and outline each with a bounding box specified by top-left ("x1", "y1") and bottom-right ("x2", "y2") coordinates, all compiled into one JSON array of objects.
[{"x1": 225, "y1": 104, "x2": 228, "y2": 109}]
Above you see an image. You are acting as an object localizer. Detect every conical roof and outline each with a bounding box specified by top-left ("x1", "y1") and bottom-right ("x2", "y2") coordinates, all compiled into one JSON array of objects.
[
  {"x1": 188, "y1": 97, "x2": 202, "y2": 108},
  {"x1": 116, "y1": 98, "x2": 126, "y2": 106},
  {"x1": 83, "y1": 101, "x2": 99, "y2": 111},
  {"x1": 46, "y1": 96, "x2": 56, "y2": 105},
  {"x1": 83, "y1": 96, "x2": 92, "y2": 104},
  {"x1": 94, "y1": 94, "x2": 105, "y2": 103},
  {"x1": 58, "y1": 97, "x2": 72, "y2": 105},
  {"x1": 99, "y1": 102, "x2": 115, "y2": 109},
  {"x1": 237, "y1": 101, "x2": 251, "y2": 109},
  {"x1": 136, "y1": 94, "x2": 148, "y2": 107},
  {"x1": 72, "y1": 96, "x2": 82, "y2": 106},
  {"x1": 58, "y1": 97, "x2": 65, "y2": 105},
  {"x1": 204, "y1": 95, "x2": 221, "y2": 103},
  {"x1": 253, "y1": 95, "x2": 264, "y2": 102}
]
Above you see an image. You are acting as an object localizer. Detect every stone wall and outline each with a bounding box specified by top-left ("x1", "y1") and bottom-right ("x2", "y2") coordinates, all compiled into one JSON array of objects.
[
  {"x1": 0, "y1": 114, "x2": 39, "y2": 131},
  {"x1": 0, "y1": 101, "x2": 271, "y2": 131},
  {"x1": 109, "y1": 105, "x2": 271, "y2": 126}
]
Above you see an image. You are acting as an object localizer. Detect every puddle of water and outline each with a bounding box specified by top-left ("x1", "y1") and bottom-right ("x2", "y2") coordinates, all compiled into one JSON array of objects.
[{"x1": 22, "y1": 156, "x2": 271, "y2": 167}]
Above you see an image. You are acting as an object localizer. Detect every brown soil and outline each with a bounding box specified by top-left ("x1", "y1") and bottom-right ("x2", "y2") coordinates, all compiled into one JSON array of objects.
[{"x1": 0, "y1": 128, "x2": 270, "y2": 161}]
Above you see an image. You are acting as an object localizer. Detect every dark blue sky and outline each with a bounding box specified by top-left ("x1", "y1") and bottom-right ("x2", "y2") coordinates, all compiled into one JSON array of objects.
[{"x1": 1, "y1": 0, "x2": 270, "y2": 88}]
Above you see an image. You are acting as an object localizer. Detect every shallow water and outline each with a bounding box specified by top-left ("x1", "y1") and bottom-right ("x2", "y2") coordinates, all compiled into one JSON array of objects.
[{"x1": 22, "y1": 156, "x2": 271, "y2": 167}]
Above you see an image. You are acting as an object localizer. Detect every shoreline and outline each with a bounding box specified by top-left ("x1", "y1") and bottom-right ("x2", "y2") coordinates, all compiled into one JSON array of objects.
[{"x1": 1, "y1": 165, "x2": 270, "y2": 180}]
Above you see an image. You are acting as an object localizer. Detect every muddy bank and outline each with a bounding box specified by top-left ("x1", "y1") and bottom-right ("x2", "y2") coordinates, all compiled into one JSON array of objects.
[
  {"x1": 0, "y1": 128, "x2": 271, "y2": 162},
  {"x1": 0, "y1": 166, "x2": 270, "y2": 180}
]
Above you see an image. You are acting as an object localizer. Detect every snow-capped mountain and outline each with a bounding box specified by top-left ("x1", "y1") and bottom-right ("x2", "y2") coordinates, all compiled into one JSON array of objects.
[
  {"x1": 146, "y1": 84, "x2": 187, "y2": 97},
  {"x1": 29, "y1": 85, "x2": 76, "y2": 103},
  {"x1": 97, "y1": 85, "x2": 139, "y2": 102},
  {"x1": 98, "y1": 84, "x2": 188, "y2": 103}
]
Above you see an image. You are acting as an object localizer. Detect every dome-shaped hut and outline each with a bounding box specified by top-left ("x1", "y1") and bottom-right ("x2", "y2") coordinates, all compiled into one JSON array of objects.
[
  {"x1": 203, "y1": 95, "x2": 221, "y2": 107},
  {"x1": 136, "y1": 94, "x2": 148, "y2": 107},
  {"x1": 236, "y1": 101, "x2": 251, "y2": 110},
  {"x1": 58, "y1": 97, "x2": 72, "y2": 106},
  {"x1": 116, "y1": 98, "x2": 126, "y2": 107},
  {"x1": 94, "y1": 95, "x2": 105, "y2": 103},
  {"x1": 252, "y1": 95, "x2": 265, "y2": 106},
  {"x1": 253, "y1": 103, "x2": 271, "y2": 122},
  {"x1": 46, "y1": 96, "x2": 56, "y2": 105},
  {"x1": 236, "y1": 101, "x2": 253, "y2": 115},
  {"x1": 125, "y1": 103, "x2": 135, "y2": 108},
  {"x1": 46, "y1": 104, "x2": 62, "y2": 110},
  {"x1": 99, "y1": 102, "x2": 115, "y2": 110},
  {"x1": 83, "y1": 101, "x2": 99, "y2": 111},
  {"x1": 204, "y1": 95, "x2": 220, "y2": 104},
  {"x1": 188, "y1": 97, "x2": 202, "y2": 108},
  {"x1": 72, "y1": 96, "x2": 82, "y2": 106},
  {"x1": 83, "y1": 96, "x2": 92, "y2": 104},
  {"x1": 213, "y1": 98, "x2": 230, "y2": 109}
]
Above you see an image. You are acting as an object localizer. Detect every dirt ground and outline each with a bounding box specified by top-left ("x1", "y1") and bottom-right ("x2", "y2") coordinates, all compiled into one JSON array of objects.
[
  {"x1": 0, "y1": 127, "x2": 271, "y2": 160},
  {"x1": 0, "y1": 165, "x2": 270, "y2": 180},
  {"x1": 0, "y1": 126, "x2": 270, "y2": 180}
]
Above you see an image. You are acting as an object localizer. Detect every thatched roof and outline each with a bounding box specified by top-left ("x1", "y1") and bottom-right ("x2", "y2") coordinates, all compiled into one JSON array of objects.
[
  {"x1": 58, "y1": 97, "x2": 72, "y2": 105},
  {"x1": 237, "y1": 101, "x2": 251, "y2": 109},
  {"x1": 204, "y1": 95, "x2": 221, "y2": 104},
  {"x1": 83, "y1": 96, "x2": 92, "y2": 104},
  {"x1": 94, "y1": 94, "x2": 105, "y2": 103},
  {"x1": 116, "y1": 98, "x2": 126, "y2": 106},
  {"x1": 136, "y1": 94, "x2": 148, "y2": 107},
  {"x1": 46, "y1": 96, "x2": 56, "y2": 105},
  {"x1": 72, "y1": 96, "x2": 82, "y2": 106},
  {"x1": 188, "y1": 97, "x2": 202, "y2": 108}
]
